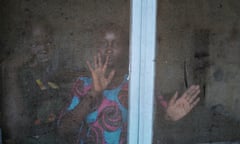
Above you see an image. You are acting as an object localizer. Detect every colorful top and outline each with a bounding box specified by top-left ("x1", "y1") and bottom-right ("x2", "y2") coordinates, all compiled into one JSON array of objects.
[{"x1": 59, "y1": 75, "x2": 129, "y2": 144}]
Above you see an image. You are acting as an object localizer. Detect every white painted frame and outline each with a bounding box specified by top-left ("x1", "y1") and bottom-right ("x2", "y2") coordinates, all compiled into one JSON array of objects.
[{"x1": 128, "y1": 0, "x2": 157, "y2": 144}]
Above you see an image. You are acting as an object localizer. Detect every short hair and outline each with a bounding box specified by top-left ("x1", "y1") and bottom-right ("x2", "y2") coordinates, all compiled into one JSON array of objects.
[
  {"x1": 94, "y1": 22, "x2": 129, "y2": 45},
  {"x1": 25, "y1": 15, "x2": 53, "y2": 41}
]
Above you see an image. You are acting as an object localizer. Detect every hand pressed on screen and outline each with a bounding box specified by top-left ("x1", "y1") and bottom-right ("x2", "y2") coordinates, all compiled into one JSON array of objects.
[
  {"x1": 165, "y1": 85, "x2": 200, "y2": 121},
  {"x1": 86, "y1": 53, "x2": 115, "y2": 94}
]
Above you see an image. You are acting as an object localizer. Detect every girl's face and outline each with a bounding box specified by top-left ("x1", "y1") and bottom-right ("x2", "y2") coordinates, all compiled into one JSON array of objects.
[
  {"x1": 97, "y1": 31, "x2": 128, "y2": 68},
  {"x1": 31, "y1": 26, "x2": 52, "y2": 63}
]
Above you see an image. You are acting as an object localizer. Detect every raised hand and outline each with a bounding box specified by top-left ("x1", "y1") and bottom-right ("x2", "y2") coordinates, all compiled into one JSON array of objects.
[
  {"x1": 165, "y1": 85, "x2": 200, "y2": 121},
  {"x1": 86, "y1": 53, "x2": 115, "y2": 93}
]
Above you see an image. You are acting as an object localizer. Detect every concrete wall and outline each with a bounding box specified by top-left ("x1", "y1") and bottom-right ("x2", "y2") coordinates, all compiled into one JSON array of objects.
[
  {"x1": 155, "y1": 0, "x2": 240, "y2": 120},
  {"x1": 154, "y1": 0, "x2": 240, "y2": 143}
]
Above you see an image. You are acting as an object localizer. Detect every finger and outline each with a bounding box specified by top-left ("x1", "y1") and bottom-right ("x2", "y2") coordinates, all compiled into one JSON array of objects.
[
  {"x1": 103, "y1": 55, "x2": 109, "y2": 71},
  {"x1": 98, "y1": 53, "x2": 102, "y2": 67},
  {"x1": 182, "y1": 85, "x2": 196, "y2": 100},
  {"x1": 107, "y1": 69, "x2": 115, "y2": 84},
  {"x1": 185, "y1": 85, "x2": 200, "y2": 102},
  {"x1": 169, "y1": 91, "x2": 178, "y2": 105},
  {"x1": 189, "y1": 88, "x2": 200, "y2": 104},
  {"x1": 86, "y1": 61, "x2": 93, "y2": 72},
  {"x1": 187, "y1": 85, "x2": 200, "y2": 97},
  {"x1": 190, "y1": 97, "x2": 200, "y2": 109},
  {"x1": 94, "y1": 55, "x2": 98, "y2": 68}
]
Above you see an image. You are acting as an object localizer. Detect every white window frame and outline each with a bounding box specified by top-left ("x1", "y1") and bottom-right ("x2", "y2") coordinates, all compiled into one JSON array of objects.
[{"x1": 128, "y1": 0, "x2": 157, "y2": 144}]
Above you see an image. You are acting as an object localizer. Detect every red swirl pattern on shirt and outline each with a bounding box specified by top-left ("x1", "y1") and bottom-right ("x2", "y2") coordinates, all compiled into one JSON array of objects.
[
  {"x1": 71, "y1": 79, "x2": 91, "y2": 98},
  {"x1": 98, "y1": 105, "x2": 123, "y2": 131},
  {"x1": 85, "y1": 125, "x2": 104, "y2": 144}
]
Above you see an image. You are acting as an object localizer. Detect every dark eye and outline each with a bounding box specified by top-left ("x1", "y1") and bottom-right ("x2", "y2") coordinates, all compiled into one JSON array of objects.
[
  {"x1": 100, "y1": 40, "x2": 108, "y2": 47},
  {"x1": 112, "y1": 41, "x2": 118, "y2": 47},
  {"x1": 31, "y1": 41, "x2": 39, "y2": 48}
]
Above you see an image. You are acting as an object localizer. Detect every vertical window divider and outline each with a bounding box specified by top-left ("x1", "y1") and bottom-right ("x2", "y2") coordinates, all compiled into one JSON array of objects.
[{"x1": 128, "y1": 0, "x2": 157, "y2": 144}]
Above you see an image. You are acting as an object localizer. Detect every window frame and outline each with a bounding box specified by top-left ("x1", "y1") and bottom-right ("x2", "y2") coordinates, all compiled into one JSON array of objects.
[{"x1": 128, "y1": 0, "x2": 157, "y2": 143}]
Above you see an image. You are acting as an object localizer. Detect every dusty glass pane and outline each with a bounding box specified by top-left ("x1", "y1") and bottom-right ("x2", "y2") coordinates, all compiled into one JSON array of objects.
[
  {"x1": 153, "y1": 0, "x2": 240, "y2": 144},
  {"x1": 0, "y1": 0, "x2": 129, "y2": 143}
]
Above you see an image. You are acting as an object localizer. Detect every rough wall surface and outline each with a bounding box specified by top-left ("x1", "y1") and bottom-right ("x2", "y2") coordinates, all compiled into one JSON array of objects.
[
  {"x1": 154, "y1": 0, "x2": 240, "y2": 143},
  {"x1": 155, "y1": 0, "x2": 240, "y2": 120}
]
